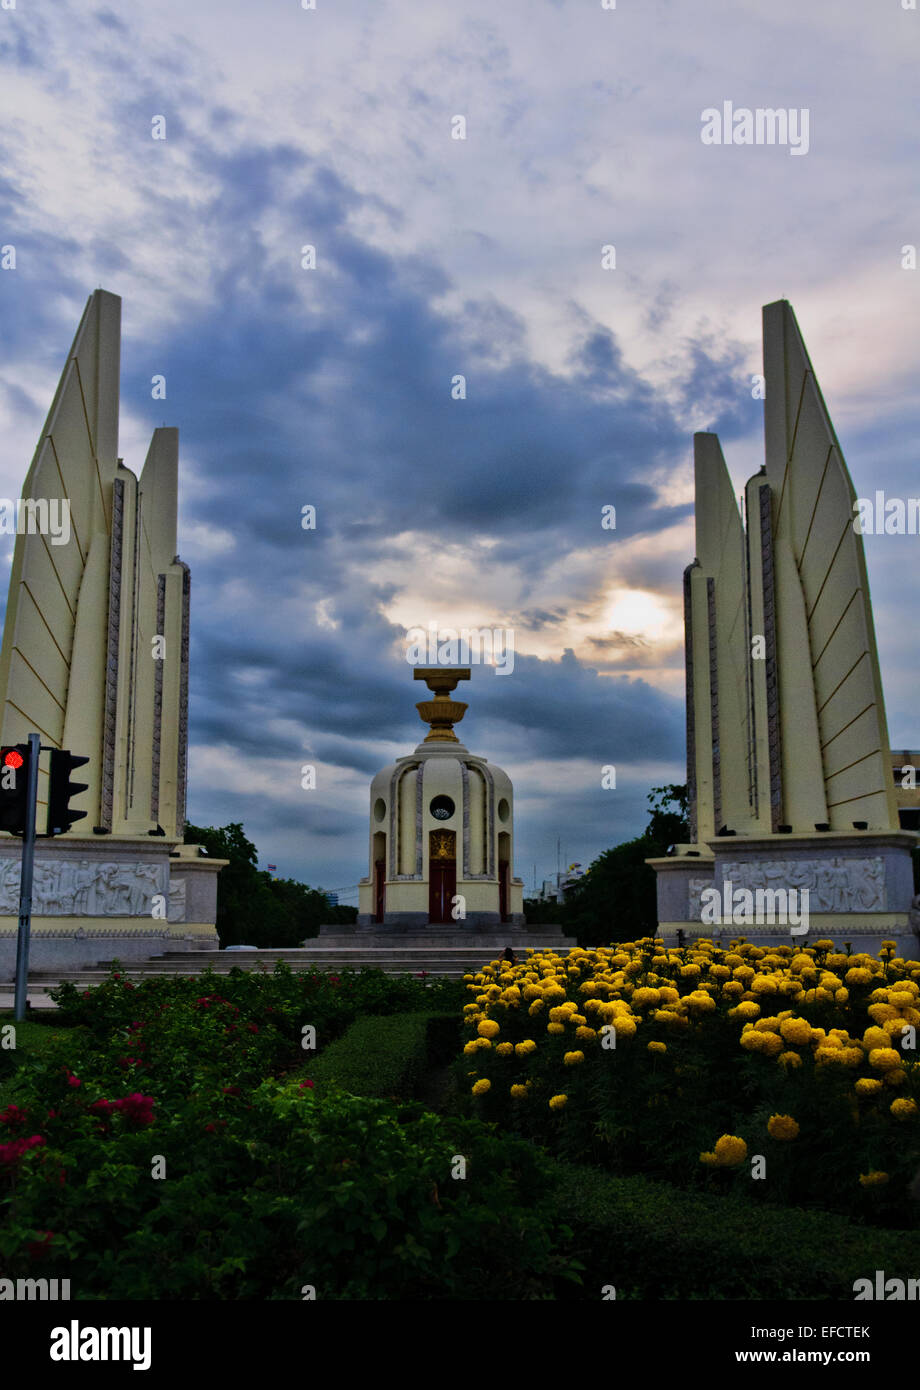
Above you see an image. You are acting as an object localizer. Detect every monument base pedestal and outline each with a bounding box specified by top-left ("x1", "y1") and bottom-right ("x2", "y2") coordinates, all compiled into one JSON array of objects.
[
  {"x1": 648, "y1": 830, "x2": 920, "y2": 960},
  {"x1": 317, "y1": 922, "x2": 572, "y2": 950},
  {"x1": 0, "y1": 836, "x2": 226, "y2": 978}
]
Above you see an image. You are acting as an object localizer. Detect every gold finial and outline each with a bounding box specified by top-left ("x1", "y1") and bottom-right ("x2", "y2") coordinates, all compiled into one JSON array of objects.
[{"x1": 413, "y1": 667, "x2": 471, "y2": 742}]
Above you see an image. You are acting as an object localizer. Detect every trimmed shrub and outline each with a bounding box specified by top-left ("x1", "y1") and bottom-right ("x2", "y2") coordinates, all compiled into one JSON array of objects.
[{"x1": 548, "y1": 1161, "x2": 911, "y2": 1300}]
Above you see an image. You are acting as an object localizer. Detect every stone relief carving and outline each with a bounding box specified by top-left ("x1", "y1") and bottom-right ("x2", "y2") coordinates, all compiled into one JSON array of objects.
[
  {"x1": 168, "y1": 879, "x2": 186, "y2": 924},
  {"x1": 0, "y1": 860, "x2": 170, "y2": 917},
  {"x1": 687, "y1": 857, "x2": 886, "y2": 919}
]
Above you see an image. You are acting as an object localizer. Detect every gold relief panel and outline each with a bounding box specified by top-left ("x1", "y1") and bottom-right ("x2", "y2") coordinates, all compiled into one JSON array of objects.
[{"x1": 429, "y1": 830, "x2": 456, "y2": 860}]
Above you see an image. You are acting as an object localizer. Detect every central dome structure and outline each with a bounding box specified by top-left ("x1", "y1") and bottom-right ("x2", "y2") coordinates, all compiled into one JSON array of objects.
[{"x1": 357, "y1": 668, "x2": 524, "y2": 930}]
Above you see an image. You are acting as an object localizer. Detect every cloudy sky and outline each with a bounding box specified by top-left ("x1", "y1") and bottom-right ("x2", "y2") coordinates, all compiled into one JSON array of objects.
[{"x1": 0, "y1": 1, "x2": 917, "y2": 903}]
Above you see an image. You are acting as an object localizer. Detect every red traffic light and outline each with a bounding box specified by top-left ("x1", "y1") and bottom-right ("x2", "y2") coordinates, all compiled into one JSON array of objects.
[{"x1": 3, "y1": 750, "x2": 23, "y2": 769}]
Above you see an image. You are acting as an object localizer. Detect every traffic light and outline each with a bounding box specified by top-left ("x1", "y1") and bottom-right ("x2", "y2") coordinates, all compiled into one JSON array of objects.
[
  {"x1": 0, "y1": 744, "x2": 31, "y2": 834},
  {"x1": 47, "y1": 749, "x2": 89, "y2": 836}
]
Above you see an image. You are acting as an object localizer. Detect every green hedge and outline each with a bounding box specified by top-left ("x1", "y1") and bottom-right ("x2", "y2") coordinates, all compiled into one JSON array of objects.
[
  {"x1": 548, "y1": 1160, "x2": 909, "y2": 1300},
  {"x1": 303, "y1": 1012, "x2": 459, "y2": 1100}
]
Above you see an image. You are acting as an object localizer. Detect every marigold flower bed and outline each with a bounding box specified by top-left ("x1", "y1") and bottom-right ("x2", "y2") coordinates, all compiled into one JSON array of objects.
[{"x1": 458, "y1": 936, "x2": 920, "y2": 1223}]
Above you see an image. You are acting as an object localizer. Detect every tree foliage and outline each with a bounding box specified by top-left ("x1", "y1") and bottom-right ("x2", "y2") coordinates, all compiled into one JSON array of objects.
[
  {"x1": 183, "y1": 822, "x2": 357, "y2": 947},
  {"x1": 560, "y1": 785, "x2": 689, "y2": 946}
]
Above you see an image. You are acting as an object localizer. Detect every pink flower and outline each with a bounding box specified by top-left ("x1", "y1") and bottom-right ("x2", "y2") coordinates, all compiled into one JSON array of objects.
[
  {"x1": 0, "y1": 1104, "x2": 28, "y2": 1128},
  {"x1": 112, "y1": 1093, "x2": 155, "y2": 1127},
  {"x1": 299, "y1": 1080, "x2": 314, "y2": 1090},
  {"x1": 0, "y1": 1135, "x2": 45, "y2": 1166}
]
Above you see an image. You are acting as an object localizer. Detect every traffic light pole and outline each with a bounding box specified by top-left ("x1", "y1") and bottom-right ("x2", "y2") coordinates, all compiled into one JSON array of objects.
[{"x1": 13, "y1": 732, "x2": 40, "y2": 1022}]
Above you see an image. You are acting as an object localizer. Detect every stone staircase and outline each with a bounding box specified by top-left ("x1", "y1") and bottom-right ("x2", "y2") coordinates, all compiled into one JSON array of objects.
[{"x1": 1, "y1": 933, "x2": 575, "y2": 1002}]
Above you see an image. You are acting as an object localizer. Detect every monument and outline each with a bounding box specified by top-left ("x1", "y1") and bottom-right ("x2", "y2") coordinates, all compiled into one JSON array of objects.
[
  {"x1": 352, "y1": 669, "x2": 524, "y2": 933},
  {"x1": 650, "y1": 300, "x2": 919, "y2": 957},
  {"x1": 0, "y1": 290, "x2": 224, "y2": 977}
]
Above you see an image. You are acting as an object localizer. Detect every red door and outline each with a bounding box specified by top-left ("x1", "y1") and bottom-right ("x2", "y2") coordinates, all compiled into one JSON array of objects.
[
  {"x1": 499, "y1": 861, "x2": 510, "y2": 922},
  {"x1": 429, "y1": 860, "x2": 456, "y2": 923},
  {"x1": 374, "y1": 859, "x2": 385, "y2": 923}
]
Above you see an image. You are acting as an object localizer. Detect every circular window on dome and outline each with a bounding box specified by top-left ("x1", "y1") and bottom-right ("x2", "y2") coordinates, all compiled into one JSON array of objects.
[
  {"x1": 497, "y1": 797, "x2": 510, "y2": 823},
  {"x1": 373, "y1": 797, "x2": 387, "y2": 823},
  {"x1": 429, "y1": 795, "x2": 455, "y2": 821}
]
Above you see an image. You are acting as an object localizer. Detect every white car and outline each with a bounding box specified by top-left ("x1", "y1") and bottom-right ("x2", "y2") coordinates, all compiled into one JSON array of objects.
[{"x1": 224, "y1": 945, "x2": 259, "y2": 951}]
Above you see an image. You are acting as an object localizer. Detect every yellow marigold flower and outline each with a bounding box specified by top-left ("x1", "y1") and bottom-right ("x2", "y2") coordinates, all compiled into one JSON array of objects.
[
  {"x1": 548, "y1": 1094, "x2": 568, "y2": 1110},
  {"x1": 846, "y1": 967, "x2": 872, "y2": 985},
  {"x1": 611, "y1": 1016, "x2": 637, "y2": 1039},
  {"x1": 528, "y1": 999, "x2": 545, "y2": 1016},
  {"x1": 563, "y1": 1050, "x2": 585, "y2": 1066},
  {"x1": 855, "y1": 1077, "x2": 883, "y2": 1096},
  {"x1": 686, "y1": 991, "x2": 716, "y2": 1012},
  {"x1": 858, "y1": 1170, "x2": 889, "y2": 1187},
  {"x1": 647, "y1": 1040, "x2": 667, "y2": 1054},
  {"x1": 510, "y1": 1084, "x2": 528, "y2": 1099},
  {"x1": 778, "y1": 1051, "x2": 802, "y2": 1069},
  {"x1": 633, "y1": 987, "x2": 660, "y2": 1007},
  {"x1": 575, "y1": 1026, "x2": 597, "y2": 1042},
  {"x1": 867, "y1": 1003, "x2": 896, "y2": 1024},
  {"x1": 477, "y1": 1019, "x2": 500, "y2": 1038},
  {"x1": 463, "y1": 1040, "x2": 481, "y2": 1055},
  {"x1": 813, "y1": 939, "x2": 835, "y2": 950},
  {"x1": 495, "y1": 1042, "x2": 514, "y2": 1056},
  {"x1": 547, "y1": 1022, "x2": 566, "y2": 1036},
  {"x1": 868, "y1": 1047, "x2": 901, "y2": 1071},
  {"x1": 731, "y1": 1001, "x2": 761, "y2": 1020},
  {"x1": 862, "y1": 1026, "x2": 891, "y2": 1050},
  {"x1": 699, "y1": 1151, "x2": 719, "y2": 1166},
  {"x1": 891, "y1": 1097, "x2": 918, "y2": 1118},
  {"x1": 514, "y1": 1039, "x2": 537, "y2": 1057},
  {"x1": 471, "y1": 1078, "x2": 491, "y2": 1095},
  {"x1": 713, "y1": 1134, "x2": 748, "y2": 1166},
  {"x1": 884, "y1": 1068, "x2": 907, "y2": 1087},
  {"x1": 779, "y1": 1017, "x2": 812, "y2": 1046},
  {"x1": 767, "y1": 1114, "x2": 800, "y2": 1141},
  {"x1": 679, "y1": 963, "x2": 701, "y2": 978}
]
